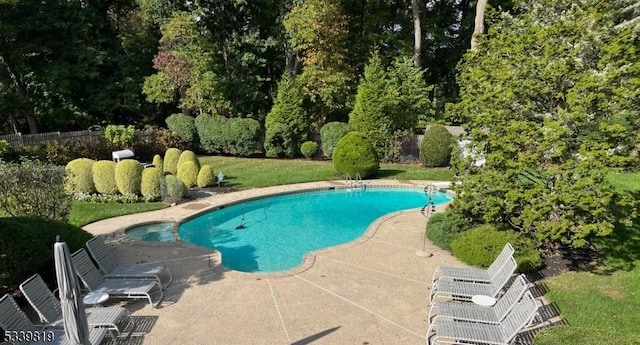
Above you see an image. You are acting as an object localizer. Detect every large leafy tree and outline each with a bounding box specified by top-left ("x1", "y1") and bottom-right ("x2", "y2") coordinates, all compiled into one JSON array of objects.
[
  {"x1": 449, "y1": 0, "x2": 639, "y2": 248},
  {"x1": 284, "y1": 0, "x2": 353, "y2": 125},
  {"x1": 143, "y1": 11, "x2": 229, "y2": 116},
  {"x1": 0, "y1": 0, "x2": 139, "y2": 133}
]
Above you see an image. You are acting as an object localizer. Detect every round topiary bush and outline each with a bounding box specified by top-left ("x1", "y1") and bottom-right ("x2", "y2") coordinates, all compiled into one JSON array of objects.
[
  {"x1": 65, "y1": 158, "x2": 97, "y2": 194},
  {"x1": 320, "y1": 122, "x2": 350, "y2": 158},
  {"x1": 197, "y1": 164, "x2": 215, "y2": 188},
  {"x1": 0, "y1": 217, "x2": 93, "y2": 294},
  {"x1": 332, "y1": 132, "x2": 379, "y2": 179},
  {"x1": 141, "y1": 167, "x2": 163, "y2": 200},
  {"x1": 177, "y1": 161, "x2": 199, "y2": 188},
  {"x1": 115, "y1": 159, "x2": 143, "y2": 195},
  {"x1": 420, "y1": 125, "x2": 452, "y2": 167},
  {"x1": 152, "y1": 154, "x2": 164, "y2": 171},
  {"x1": 92, "y1": 160, "x2": 118, "y2": 195},
  {"x1": 163, "y1": 148, "x2": 182, "y2": 175},
  {"x1": 163, "y1": 174, "x2": 187, "y2": 199},
  {"x1": 177, "y1": 150, "x2": 200, "y2": 172},
  {"x1": 450, "y1": 224, "x2": 543, "y2": 272},
  {"x1": 300, "y1": 141, "x2": 318, "y2": 158}
]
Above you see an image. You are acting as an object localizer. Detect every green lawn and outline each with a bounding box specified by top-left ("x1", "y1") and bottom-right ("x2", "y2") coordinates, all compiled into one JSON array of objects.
[
  {"x1": 198, "y1": 156, "x2": 453, "y2": 188},
  {"x1": 69, "y1": 202, "x2": 168, "y2": 227},
  {"x1": 535, "y1": 171, "x2": 640, "y2": 344}
]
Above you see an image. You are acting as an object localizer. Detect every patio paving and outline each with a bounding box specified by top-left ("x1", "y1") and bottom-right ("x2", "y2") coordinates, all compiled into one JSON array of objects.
[{"x1": 83, "y1": 180, "x2": 465, "y2": 344}]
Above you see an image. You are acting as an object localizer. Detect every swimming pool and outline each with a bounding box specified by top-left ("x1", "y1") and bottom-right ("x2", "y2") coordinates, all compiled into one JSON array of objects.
[{"x1": 178, "y1": 187, "x2": 452, "y2": 273}]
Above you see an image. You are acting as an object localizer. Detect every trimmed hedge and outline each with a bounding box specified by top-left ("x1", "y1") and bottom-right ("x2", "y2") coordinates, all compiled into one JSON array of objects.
[
  {"x1": 166, "y1": 113, "x2": 198, "y2": 144},
  {"x1": 92, "y1": 160, "x2": 118, "y2": 195},
  {"x1": 0, "y1": 217, "x2": 93, "y2": 294},
  {"x1": 141, "y1": 167, "x2": 163, "y2": 200},
  {"x1": 164, "y1": 148, "x2": 182, "y2": 175},
  {"x1": 65, "y1": 158, "x2": 97, "y2": 194},
  {"x1": 197, "y1": 164, "x2": 216, "y2": 188},
  {"x1": 420, "y1": 125, "x2": 452, "y2": 167},
  {"x1": 300, "y1": 141, "x2": 318, "y2": 158},
  {"x1": 320, "y1": 122, "x2": 350, "y2": 158},
  {"x1": 195, "y1": 114, "x2": 261, "y2": 157},
  {"x1": 152, "y1": 154, "x2": 164, "y2": 171},
  {"x1": 177, "y1": 150, "x2": 200, "y2": 172},
  {"x1": 225, "y1": 118, "x2": 261, "y2": 157},
  {"x1": 332, "y1": 132, "x2": 379, "y2": 179},
  {"x1": 195, "y1": 114, "x2": 226, "y2": 154},
  {"x1": 450, "y1": 224, "x2": 543, "y2": 273},
  {"x1": 177, "y1": 161, "x2": 199, "y2": 188},
  {"x1": 115, "y1": 159, "x2": 143, "y2": 195},
  {"x1": 163, "y1": 174, "x2": 187, "y2": 199}
]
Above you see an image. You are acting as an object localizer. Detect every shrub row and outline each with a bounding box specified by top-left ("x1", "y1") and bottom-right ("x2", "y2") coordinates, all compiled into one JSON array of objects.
[
  {"x1": 195, "y1": 114, "x2": 261, "y2": 157},
  {"x1": 66, "y1": 149, "x2": 216, "y2": 202}
]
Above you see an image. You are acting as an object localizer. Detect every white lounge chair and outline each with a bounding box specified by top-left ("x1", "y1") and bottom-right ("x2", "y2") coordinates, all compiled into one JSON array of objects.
[
  {"x1": 430, "y1": 255, "x2": 517, "y2": 303},
  {"x1": 19, "y1": 274, "x2": 134, "y2": 338},
  {"x1": 86, "y1": 236, "x2": 172, "y2": 289},
  {"x1": 0, "y1": 294, "x2": 108, "y2": 345},
  {"x1": 428, "y1": 274, "x2": 530, "y2": 335},
  {"x1": 431, "y1": 243, "x2": 514, "y2": 285},
  {"x1": 71, "y1": 248, "x2": 163, "y2": 308},
  {"x1": 428, "y1": 291, "x2": 540, "y2": 345}
]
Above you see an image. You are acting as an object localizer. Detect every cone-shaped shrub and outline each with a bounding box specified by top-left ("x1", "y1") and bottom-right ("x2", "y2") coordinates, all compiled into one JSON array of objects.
[
  {"x1": 177, "y1": 150, "x2": 200, "y2": 171},
  {"x1": 177, "y1": 161, "x2": 199, "y2": 188},
  {"x1": 92, "y1": 160, "x2": 118, "y2": 194},
  {"x1": 163, "y1": 174, "x2": 187, "y2": 199},
  {"x1": 115, "y1": 159, "x2": 143, "y2": 195},
  {"x1": 65, "y1": 158, "x2": 96, "y2": 193},
  {"x1": 332, "y1": 132, "x2": 379, "y2": 179},
  {"x1": 197, "y1": 164, "x2": 215, "y2": 188},
  {"x1": 163, "y1": 148, "x2": 182, "y2": 175},
  {"x1": 264, "y1": 73, "x2": 308, "y2": 157},
  {"x1": 152, "y1": 154, "x2": 164, "y2": 171},
  {"x1": 141, "y1": 167, "x2": 163, "y2": 200}
]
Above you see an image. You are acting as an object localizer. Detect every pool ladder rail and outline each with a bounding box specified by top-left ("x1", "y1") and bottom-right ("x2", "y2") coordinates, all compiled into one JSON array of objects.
[{"x1": 345, "y1": 173, "x2": 366, "y2": 190}]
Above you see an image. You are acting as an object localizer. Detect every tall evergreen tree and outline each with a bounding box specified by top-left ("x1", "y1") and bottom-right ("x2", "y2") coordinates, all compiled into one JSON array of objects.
[
  {"x1": 264, "y1": 73, "x2": 308, "y2": 158},
  {"x1": 348, "y1": 54, "x2": 398, "y2": 160}
]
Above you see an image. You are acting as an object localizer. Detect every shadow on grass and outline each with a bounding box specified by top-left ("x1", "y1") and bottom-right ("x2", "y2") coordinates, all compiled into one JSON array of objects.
[{"x1": 591, "y1": 191, "x2": 640, "y2": 274}]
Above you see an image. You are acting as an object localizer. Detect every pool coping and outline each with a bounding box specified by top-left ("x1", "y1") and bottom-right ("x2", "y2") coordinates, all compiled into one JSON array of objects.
[{"x1": 91, "y1": 179, "x2": 453, "y2": 277}]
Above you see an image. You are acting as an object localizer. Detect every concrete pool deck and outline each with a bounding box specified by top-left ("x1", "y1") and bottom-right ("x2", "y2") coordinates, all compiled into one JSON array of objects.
[{"x1": 84, "y1": 180, "x2": 465, "y2": 344}]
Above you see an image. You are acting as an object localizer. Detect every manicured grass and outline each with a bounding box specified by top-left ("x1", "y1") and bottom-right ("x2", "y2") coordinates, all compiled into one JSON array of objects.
[
  {"x1": 198, "y1": 156, "x2": 453, "y2": 189},
  {"x1": 607, "y1": 171, "x2": 640, "y2": 192},
  {"x1": 68, "y1": 201, "x2": 168, "y2": 227},
  {"x1": 534, "y1": 184, "x2": 640, "y2": 344}
]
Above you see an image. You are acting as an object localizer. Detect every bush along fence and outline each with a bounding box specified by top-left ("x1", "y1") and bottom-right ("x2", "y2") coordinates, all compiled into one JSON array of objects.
[{"x1": 0, "y1": 129, "x2": 157, "y2": 150}]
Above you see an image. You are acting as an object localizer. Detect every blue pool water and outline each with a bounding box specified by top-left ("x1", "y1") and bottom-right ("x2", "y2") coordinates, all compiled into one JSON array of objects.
[{"x1": 178, "y1": 187, "x2": 452, "y2": 273}]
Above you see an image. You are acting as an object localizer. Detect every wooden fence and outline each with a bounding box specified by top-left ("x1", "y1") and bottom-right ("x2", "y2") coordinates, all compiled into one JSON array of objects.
[{"x1": 0, "y1": 129, "x2": 157, "y2": 150}]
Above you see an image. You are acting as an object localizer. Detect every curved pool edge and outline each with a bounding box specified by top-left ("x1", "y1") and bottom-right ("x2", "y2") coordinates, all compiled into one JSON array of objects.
[{"x1": 82, "y1": 179, "x2": 453, "y2": 274}]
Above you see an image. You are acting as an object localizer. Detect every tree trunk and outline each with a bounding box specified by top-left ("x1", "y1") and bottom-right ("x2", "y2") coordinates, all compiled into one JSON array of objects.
[
  {"x1": 0, "y1": 41, "x2": 38, "y2": 133},
  {"x1": 412, "y1": 0, "x2": 422, "y2": 68},
  {"x1": 471, "y1": 0, "x2": 487, "y2": 50}
]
